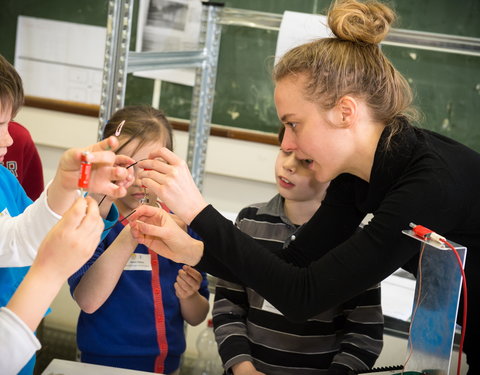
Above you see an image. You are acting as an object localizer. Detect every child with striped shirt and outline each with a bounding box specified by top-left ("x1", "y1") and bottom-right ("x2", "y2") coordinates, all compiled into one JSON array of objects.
[{"x1": 212, "y1": 127, "x2": 383, "y2": 375}]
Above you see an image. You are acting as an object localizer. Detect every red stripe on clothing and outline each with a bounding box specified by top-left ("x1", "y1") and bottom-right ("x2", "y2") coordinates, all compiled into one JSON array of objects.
[{"x1": 150, "y1": 249, "x2": 168, "y2": 373}]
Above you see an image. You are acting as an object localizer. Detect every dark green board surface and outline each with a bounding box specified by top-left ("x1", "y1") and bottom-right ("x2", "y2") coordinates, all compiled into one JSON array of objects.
[{"x1": 1, "y1": 1, "x2": 480, "y2": 149}]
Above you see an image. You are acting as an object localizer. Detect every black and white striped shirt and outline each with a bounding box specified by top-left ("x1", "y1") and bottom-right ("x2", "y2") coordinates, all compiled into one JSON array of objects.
[{"x1": 212, "y1": 194, "x2": 384, "y2": 375}]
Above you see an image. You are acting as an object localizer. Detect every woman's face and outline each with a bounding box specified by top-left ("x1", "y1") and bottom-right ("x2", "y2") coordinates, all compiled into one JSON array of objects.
[{"x1": 274, "y1": 74, "x2": 350, "y2": 183}]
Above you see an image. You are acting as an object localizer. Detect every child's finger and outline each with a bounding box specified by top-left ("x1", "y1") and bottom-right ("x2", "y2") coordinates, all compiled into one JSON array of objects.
[
  {"x1": 80, "y1": 197, "x2": 102, "y2": 233},
  {"x1": 87, "y1": 150, "x2": 117, "y2": 165},
  {"x1": 60, "y1": 197, "x2": 88, "y2": 230},
  {"x1": 184, "y1": 265, "x2": 202, "y2": 282},
  {"x1": 177, "y1": 269, "x2": 199, "y2": 290},
  {"x1": 88, "y1": 136, "x2": 119, "y2": 152}
]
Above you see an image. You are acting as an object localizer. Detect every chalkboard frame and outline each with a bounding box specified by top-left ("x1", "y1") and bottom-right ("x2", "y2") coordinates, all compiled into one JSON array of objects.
[{"x1": 24, "y1": 96, "x2": 279, "y2": 145}]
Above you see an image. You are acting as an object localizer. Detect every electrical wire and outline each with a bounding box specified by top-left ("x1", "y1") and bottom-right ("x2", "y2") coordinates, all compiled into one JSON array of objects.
[
  {"x1": 103, "y1": 209, "x2": 136, "y2": 232},
  {"x1": 101, "y1": 158, "x2": 150, "y2": 232},
  {"x1": 97, "y1": 159, "x2": 141, "y2": 207}
]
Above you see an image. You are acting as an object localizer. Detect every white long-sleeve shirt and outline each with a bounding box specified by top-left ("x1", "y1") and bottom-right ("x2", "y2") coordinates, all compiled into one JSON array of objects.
[
  {"x1": 0, "y1": 307, "x2": 40, "y2": 375},
  {"x1": 0, "y1": 172, "x2": 61, "y2": 267}
]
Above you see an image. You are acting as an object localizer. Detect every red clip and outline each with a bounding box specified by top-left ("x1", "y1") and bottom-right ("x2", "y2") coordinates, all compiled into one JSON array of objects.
[
  {"x1": 409, "y1": 223, "x2": 432, "y2": 240},
  {"x1": 78, "y1": 152, "x2": 92, "y2": 190}
]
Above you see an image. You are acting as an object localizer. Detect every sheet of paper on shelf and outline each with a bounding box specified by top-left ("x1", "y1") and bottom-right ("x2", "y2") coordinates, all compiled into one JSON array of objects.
[
  {"x1": 381, "y1": 271, "x2": 416, "y2": 321},
  {"x1": 134, "y1": 0, "x2": 202, "y2": 86},
  {"x1": 275, "y1": 10, "x2": 331, "y2": 62},
  {"x1": 14, "y1": 16, "x2": 105, "y2": 105}
]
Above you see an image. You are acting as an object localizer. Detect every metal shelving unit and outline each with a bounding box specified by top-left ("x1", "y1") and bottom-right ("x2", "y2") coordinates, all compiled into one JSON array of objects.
[
  {"x1": 99, "y1": 0, "x2": 223, "y2": 191},
  {"x1": 98, "y1": 1, "x2": 480, "y2": 191}
]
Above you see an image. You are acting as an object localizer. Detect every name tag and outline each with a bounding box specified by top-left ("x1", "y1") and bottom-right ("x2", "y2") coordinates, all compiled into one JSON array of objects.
[
  {"x1": 0, "y1": 208, "x2": 11, "y2": 218},
  {"x1": 261, "y1": 299, "x2": 284, "y2": 316},
  {"x1": 124, "y1": 253, "x2": 152, "y2": 271}
]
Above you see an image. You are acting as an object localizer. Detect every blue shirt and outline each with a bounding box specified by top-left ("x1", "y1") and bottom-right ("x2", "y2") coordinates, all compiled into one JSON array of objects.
[{"x1": 69, "y1": 219, "x2": 209, "y2": 374}]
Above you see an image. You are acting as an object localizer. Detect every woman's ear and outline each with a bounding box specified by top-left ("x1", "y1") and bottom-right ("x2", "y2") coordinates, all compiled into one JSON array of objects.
[{"x1": 327, "y1": 96, "x2": 357, "y2": 128}]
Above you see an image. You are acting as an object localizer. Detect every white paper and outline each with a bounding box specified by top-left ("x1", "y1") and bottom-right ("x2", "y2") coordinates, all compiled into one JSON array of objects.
[
  {"x1": 14, "y1": 16, "x2": 106, "y2": 105},
  {"x1": 134, "y1": 0, "x2": 202, "y2": 86},
  {"x1": 381, "y1": 271, "x2": 416, "y2": 321},
  {"x1": 42, "y1": 358, "x2": 159, "y2": 375},
  {"x1": 275, "y1": 11, "x2": 331, "y2": 62}
]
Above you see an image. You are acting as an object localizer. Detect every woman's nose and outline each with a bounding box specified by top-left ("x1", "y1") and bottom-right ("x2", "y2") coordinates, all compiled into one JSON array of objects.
[
  {"x1": 281, "y1": 129, "x2": 297, "y2": 152},
  {"x1": 283, "y1": 153, "x2": 297, "y2": 173}
]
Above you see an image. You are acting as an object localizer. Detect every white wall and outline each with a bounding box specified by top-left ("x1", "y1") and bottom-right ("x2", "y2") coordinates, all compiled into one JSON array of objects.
[{"x1": 14, "y1": 107, "x2": 468, "y2": 373}]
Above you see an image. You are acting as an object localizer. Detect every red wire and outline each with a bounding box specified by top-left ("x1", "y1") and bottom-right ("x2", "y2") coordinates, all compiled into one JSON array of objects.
[{"x1": 440, "y1": 238, "x2": 468, "y2": 375}]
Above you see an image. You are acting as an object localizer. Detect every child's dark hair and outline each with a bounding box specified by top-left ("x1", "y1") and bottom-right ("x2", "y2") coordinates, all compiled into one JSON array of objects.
[{"x1": 103, "y1": 105, "x2": 173, "y2": 155}]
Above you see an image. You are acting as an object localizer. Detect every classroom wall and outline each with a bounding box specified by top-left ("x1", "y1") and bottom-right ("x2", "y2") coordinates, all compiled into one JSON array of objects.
[{"x1": 15, "y1": 106, "x2": 468, "y2": 373}]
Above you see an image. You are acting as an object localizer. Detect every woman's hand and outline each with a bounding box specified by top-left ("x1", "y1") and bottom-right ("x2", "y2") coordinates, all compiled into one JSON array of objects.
[
  {"x1": 128, "y1": 205, "x2": 204, "y2": 266},
  {"x1": 137, "y1": 148, "x2": 208, "y2": 225}
]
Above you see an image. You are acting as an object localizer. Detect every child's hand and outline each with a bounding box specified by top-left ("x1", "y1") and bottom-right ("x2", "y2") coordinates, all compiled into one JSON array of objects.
[
  {"x1": 174, "y1": 265, "x2": 203, "y2": 300},
  {"x1": 33, "y1": 196, "x2": 103, "y2": 282},
  {"x1": 232, "y1": 362, "x2": 266, "y2": 375},
  {"x1": 89, "y1": 154, "x2": 135, "y2": 217},
  {"x1": 113, "y1": 154, "x2": 135, "y2": 190},
  {"x1": 56, "y1": 136, "x2": 132, "y2": 198}
]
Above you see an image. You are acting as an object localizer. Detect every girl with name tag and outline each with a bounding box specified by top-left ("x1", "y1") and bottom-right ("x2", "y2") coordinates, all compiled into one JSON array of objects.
[{"x1": 69, "y1": 105, "x2": 210, "y2": 375}]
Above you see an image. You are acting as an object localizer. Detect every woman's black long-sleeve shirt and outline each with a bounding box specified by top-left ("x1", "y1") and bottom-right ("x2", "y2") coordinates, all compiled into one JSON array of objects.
[{"x1": 191, "y1": 123, "x2": 480, "y2": 356}]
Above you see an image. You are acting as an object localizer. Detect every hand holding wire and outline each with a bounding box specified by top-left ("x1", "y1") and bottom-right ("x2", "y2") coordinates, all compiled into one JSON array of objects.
[{"x1": 136, "y1": 148, "x2": 208, "y2": 225}]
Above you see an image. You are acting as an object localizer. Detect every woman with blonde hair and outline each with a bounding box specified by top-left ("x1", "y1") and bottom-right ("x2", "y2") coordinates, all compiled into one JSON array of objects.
[{"x1": 129, "y1": 1, "x2": 479, "y2": 373}]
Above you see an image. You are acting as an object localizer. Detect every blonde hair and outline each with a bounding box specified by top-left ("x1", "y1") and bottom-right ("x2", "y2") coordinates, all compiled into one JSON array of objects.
[
  {"x1": 273, "y1": 0, "x2": 418, "y2": 137},
  {"x1": 0, "y1": 55, "x2": 24, "y2": 118}
]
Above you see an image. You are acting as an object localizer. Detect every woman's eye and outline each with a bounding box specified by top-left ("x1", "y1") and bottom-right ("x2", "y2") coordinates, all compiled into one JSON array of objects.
[
  {"x1": 301, "y1": 159, "x2": 313, "y2": 167},
  {"x1": 286, "y1": 122, "x2": 297, "y2": 129}
]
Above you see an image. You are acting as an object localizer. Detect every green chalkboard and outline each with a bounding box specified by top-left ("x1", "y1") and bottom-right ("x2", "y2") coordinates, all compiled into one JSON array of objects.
[{"x1": 2, "y1": 0, "x2": 480, "y2": 150}]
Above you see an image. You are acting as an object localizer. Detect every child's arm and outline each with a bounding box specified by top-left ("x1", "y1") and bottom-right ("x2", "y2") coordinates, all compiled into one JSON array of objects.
[
  {"x1": 0, "y1": 138, "x2": 131, "y2": 268},
  {"x1": 213, "y1": 278, "x2": 254, "y2": 374},
  {"x1": 72, "y1": 224, "x2": 138, "y2": 313},
  {"x1": 175, "y1": 265, "x2": 209, "y2": 326},
  {"x1": 1, "y1": 197, "x2": 102, "y2": 374}
]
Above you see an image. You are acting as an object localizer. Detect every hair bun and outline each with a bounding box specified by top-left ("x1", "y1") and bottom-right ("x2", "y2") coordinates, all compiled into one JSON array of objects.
[{"x1": 328, "y1": 0, "x2": 395, "y2": 45}]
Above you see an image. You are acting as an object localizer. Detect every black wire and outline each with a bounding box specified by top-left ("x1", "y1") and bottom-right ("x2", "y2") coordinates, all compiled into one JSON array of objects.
[
  {"x1": 103, "y1": 209, "x2": 137, "y2": 232},
  {"x1": 98, "y1": 195, "x2": 107, "y2": 206},
  {"x1": 99, "y1": 158, "x2": 149, "y2": 232},
  {"x1": 97, "y1": 159, "x2": 145, "y2": 207}
]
